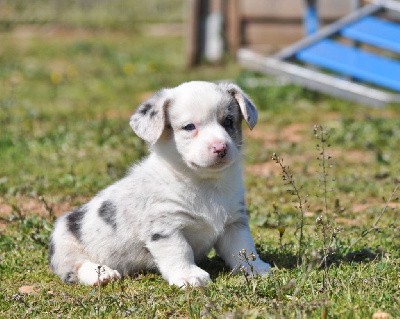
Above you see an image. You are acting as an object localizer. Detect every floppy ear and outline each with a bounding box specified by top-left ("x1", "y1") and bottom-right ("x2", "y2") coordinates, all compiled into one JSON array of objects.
[
  {"x1": 130, "y1": 89, "x2": 171, "y2": 144},
  {"x1": 218, "y1": 82, "x2": 258, "y2": 130}
]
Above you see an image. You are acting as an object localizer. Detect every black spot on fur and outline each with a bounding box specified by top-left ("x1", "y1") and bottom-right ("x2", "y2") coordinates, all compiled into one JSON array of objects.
[
  {"x1": 140, "y1": 103, "x2": 152, "y2": 115},
  {"x1": 63, "y1": 271, "x2": 77, "y2": 284},
  {"x1": 150, "y1": 110, "x2": 158, "y2": 118},
  {"x1": 98, "y1": 200, "x2": 117, "y2": 230},
  {"x1": 67, "y1": 206, "x2": 87, "y2": 241},
  {"x1": 151, "y1": 233, "x2": 169, "y2": 241}
]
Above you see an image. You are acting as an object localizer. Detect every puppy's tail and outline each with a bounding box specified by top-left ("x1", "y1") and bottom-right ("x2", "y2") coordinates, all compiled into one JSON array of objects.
[{"x1": 48, "y1": 217, "x2": 89, "y2": 284}]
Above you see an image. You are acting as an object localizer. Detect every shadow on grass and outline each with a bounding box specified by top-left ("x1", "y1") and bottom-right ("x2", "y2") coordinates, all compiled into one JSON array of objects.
[
  {"x1": 258, "y1": 246, "x2": 384, "y2": 270},
  {"x1": 198, "y1": 255, "x2": 230, "y2": 280},
  {"x1": 195, "y1": 246, "x2": 383, "y2": 281}
]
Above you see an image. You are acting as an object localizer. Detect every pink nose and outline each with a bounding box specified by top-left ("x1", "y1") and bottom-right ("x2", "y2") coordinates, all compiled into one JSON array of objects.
[{"x1": 210, "y1": 142, "x2": 228, "y2": 158}]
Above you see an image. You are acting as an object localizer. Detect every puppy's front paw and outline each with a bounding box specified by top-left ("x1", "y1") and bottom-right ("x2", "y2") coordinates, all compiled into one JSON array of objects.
[
  {"x1": 251, "y1": 260, "x2": 272, "y2": 276},
  {"x1": 236, "y1": 260, "x2": 271, "y2": 276},
  {"x1": 77, "y1": 261, "x2": 121, "y2": 286},
  {"x1": 168, "y1": 266, "x2": 211, "y2": 288}
]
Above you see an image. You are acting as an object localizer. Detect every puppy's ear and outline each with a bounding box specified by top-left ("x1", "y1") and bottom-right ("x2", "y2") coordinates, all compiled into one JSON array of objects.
[
  {"x1": 218, "y1": 82, "x2": 258, "y2": 130},
  {"x1": 130, "y1": 89, "x2": 171, "y2": 144}
]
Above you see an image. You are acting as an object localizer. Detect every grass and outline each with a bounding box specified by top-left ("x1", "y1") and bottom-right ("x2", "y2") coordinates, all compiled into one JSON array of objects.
[
  {"x1": 1, "y1": 4, "x2": 400, "y2": 318},
  {"x1": 0, "y1": 0, "x2": 184, "y2": 29}
]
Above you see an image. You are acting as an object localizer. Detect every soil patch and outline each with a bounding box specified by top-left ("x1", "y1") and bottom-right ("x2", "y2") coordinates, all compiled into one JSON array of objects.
[
  {"x1": 0, "y1": 195, "x2": 88, "y2": 218},
  {"x1": 246, "y1": 122, "x2": 308, "y2": 147}
]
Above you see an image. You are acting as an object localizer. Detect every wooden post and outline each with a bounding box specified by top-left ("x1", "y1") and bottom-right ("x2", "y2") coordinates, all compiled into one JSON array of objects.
[
  {"x1": 204, "y1": 0, "x2": 224, "y2": 62},
  {"x1": 186, "y1": 0, "x2": 202, "y2": 66},
  {"x1": 226, "y1": 0, "x2": 240, "y2": 55}
]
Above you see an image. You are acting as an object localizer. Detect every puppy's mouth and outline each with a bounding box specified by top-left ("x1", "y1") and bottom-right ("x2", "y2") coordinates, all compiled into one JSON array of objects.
[{"x1": 189, "y1": 159, "x2": 233, "y2": 172}]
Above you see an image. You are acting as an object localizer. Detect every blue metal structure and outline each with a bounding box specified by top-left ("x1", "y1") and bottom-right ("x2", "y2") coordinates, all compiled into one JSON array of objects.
[
  {"x1": 297, "y1": 39, "x2": 400, "y2": 92},
  {"x1": 304, "y1": 0, "x2": 319, "y2": 35},
  {"x1": 238, "y1": 0, "x2": 400, "y2": 106}
]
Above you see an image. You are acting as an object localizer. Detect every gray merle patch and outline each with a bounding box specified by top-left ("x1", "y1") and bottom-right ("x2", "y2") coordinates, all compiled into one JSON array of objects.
[
  {"x1": 67, "y1": 206, "x2": 87, "y2": 241},
  {"x1": 63, "y1": 271, "x2": 77, "y2": 284},
  {"x1": 151, "y1": 233, "x2": 169, "y2": 241},
  {"x1": 48, "y1": 239, "x2": 55, "y2": 261},
  {"x1": 48, "y1": 239, "x2": 55, "y2": 270},
  {"x1": 98, "y1": 200, "x2": 117, "y2": 230}
]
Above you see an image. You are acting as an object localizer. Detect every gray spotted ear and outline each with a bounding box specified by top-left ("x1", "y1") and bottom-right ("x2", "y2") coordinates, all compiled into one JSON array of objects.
[
  {"x1": 130, "y1": 89, "x2": 171, "y2": 144},
  {"x1": 218, "y1": 82, "x2": 258, "y2": 130}
]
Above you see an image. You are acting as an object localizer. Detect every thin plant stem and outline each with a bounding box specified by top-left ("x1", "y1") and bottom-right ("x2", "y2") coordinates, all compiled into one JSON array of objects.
[
  {"x1": 272, "y1": 153, "x2": 306, "y2": 264},
  {"x1": 314, "y1": 125, "x2": 331, "y2": 290}
]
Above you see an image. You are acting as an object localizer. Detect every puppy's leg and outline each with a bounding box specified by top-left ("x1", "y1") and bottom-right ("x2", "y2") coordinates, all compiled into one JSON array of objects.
[
  {"x1": 146, "y1": 231, "x2": 211, "y2": 287},
  {"x1": 215, "y1": 220, "x2": 271, "y2": 276}
]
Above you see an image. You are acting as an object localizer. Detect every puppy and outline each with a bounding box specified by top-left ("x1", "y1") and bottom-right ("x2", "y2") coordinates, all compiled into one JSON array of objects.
[{"x1": 49, "y1": 81, "x2": 271, "y2": 287}]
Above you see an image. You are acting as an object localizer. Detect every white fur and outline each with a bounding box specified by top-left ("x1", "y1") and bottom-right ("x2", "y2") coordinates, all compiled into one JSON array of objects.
[
  {"x1": 78, "y1": 262, "x2": 121, "y2": 286},
  {"x1": 49, "y1": 81, "x2": 271, "y2": 287}
]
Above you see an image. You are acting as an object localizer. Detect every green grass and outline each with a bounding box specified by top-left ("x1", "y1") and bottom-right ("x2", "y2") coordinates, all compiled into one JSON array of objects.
[
  {"x1": 1, "y1": 8, "x2": 400, "y2": 318},
  {"x1": 0, "y1": 0, "x2": 184, "y2": 29}
]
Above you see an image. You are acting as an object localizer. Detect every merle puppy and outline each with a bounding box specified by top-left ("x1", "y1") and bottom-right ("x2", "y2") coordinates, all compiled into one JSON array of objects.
[{"x1": 49, "y1": 81, "x2": 271, "y2": 287}]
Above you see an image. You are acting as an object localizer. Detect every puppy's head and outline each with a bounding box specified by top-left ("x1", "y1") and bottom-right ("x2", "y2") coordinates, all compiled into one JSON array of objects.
[{"x1": 130, "y1": 81, "x2": 258, "y2": 177}]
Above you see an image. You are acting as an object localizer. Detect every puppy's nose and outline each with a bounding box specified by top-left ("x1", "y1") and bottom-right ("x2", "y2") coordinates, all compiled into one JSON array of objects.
[{"x1": 211, "y1": 142, "x2": 228, "y2": 158}]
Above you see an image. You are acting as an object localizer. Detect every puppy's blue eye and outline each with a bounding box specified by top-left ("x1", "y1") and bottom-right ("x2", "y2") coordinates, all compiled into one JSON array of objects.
[{"x1": 182, "y1": 123, "x2": 196, "y2": 131}]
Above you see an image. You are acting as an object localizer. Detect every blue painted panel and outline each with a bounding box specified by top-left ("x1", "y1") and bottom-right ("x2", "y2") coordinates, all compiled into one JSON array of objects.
[
  {"x1": 296, "y1": 39, "x2": 400, "y2": 92},
  {"x1": 341, "y1": 16, "x2": 400, "y2": 54}
]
